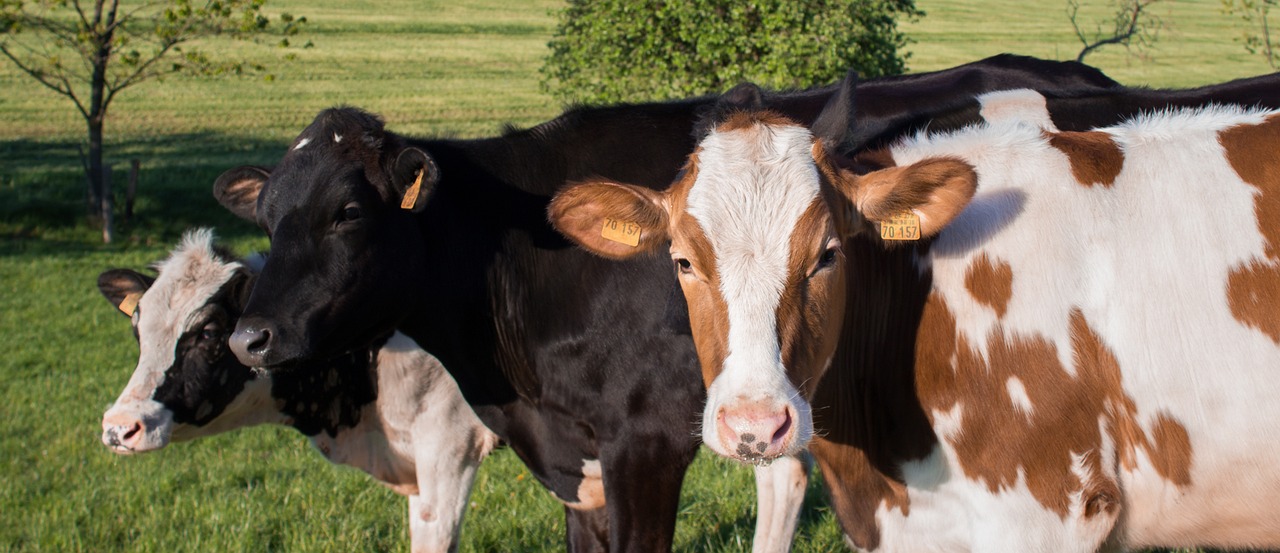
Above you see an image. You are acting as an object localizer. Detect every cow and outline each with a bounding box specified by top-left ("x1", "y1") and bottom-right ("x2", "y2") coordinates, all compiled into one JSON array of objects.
[
  {"x1": 547, "y1": 72, "x2": 1280, "y2": 551},
  {"x1": 210, "y1": 56, "x2": 1121, "y2": 552},
  {"x1": 97, "y1": 229, "x2": 499, "y2": 553}
]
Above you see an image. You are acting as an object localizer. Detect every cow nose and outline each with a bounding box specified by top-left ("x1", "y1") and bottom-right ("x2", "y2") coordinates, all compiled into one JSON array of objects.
[
  {"x1": 229, "y1": 317, "x2": 276, "y2": 366},
  {"x1": 101, "y1": 412, "x2": 145, "y2": 453},
  {"x1": 717, "y1": 401, "x2": 795, "y2": 463}
]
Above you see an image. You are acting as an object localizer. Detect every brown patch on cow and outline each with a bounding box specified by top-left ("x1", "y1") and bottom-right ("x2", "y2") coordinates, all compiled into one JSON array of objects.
[
  {"x1": 964, "y1": 253, "x2": 1013, "y2": 317},
  {"x1": 1220, "y1": 114, "x2": 1280, "y2": 259},
  {"x1": 776, "y1": 198, "x2": 846, "y2": 398},
  {"x1": 662, "y1": 158, "x2": 733, "y2": 387},
  {"x1": 714, "y1": 110, "x2": 801, "y2": 134},
  {"x1": 916, "y1": 295, "x2": 1191, "y2": 518},
  {"x1": 1227, "y1": 261, "x2": 1280, "y2": 344},
  {"x1": 1047, "y1": 131, "x2": 1124, "y2": 188},
  {"x1": 809, "y1": 436, "x2": 910, "y2": 551},
  {"x1": 1220, "y1": 116, "x2": 1280, "y2": 344}
]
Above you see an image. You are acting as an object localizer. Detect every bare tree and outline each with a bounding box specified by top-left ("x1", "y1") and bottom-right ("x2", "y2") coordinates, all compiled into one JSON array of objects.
[
  {"x1": 1068, "y1": 0, "x2": 1166, "y2": 63},
  {"x1": 0, "y1": 0, "x2": 306, "y2": 243},
  {"x1": 1224, "y1": 0, "x2": 1279, "y2": 69}
]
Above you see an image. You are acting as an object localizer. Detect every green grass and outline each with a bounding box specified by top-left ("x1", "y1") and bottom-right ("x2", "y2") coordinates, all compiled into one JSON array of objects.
[{"x1": 0, "y1": 0, "x2": 1271, "y2": 551}]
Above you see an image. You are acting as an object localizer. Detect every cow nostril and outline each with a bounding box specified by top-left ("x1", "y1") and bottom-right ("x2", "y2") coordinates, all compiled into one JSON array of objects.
[
  {"x1": 120, "y1": 422, "x2": 141, "y2": 442},
  {"x1": 245, "y1": 328, "x2": 271, "y2": 353},
  {"x1": 771, "y1": 410, "x2": 793, "y2": 445}
]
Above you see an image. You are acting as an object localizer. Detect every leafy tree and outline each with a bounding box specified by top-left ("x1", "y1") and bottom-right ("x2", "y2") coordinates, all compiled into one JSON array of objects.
[
  {"x1": 0, "y1": 0, "x2": 306, "y2": 243},
  {"x1": 541, "y1": 0, "x2": 924, "y2": 105},
  {"x1": 1068, "y1": 0, "x2": 1166, "y2": 63},
  {"x1": 1223, "y1": 0, "x2": 1279, "y2": 69}
]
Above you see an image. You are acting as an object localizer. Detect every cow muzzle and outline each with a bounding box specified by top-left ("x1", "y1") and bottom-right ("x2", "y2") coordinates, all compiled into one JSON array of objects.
[
  {"x1": 229, "y1": 316, "x2": 281, "y2": 367},
  {"x1": 101, "y1": 407, "x2": 171, "y2": 454},
  {"x1": 709, "y1": 399, "x2": 804, "y2": 465}
]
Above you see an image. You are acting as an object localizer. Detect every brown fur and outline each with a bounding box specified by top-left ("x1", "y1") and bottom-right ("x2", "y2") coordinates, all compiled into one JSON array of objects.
[
  {"x1": 965, "y1": 253, "x2": 1014, "y2": 318},
  {"x1": 547, "y1": 180, "x2": 670, "y2": 259},
  {"x1": 1220, "y1": 115, "x2": 1280, "y2": 344},
  {"x1": 1047, "y1": 131, "x2": 1124, "y2": 188},
  {"x1": 918, "y1": 295, "x2": 1191, "y2": 519}
]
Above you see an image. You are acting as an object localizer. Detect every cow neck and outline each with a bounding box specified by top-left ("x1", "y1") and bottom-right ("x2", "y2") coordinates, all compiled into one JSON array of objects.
[
  {"x1": 271, "y1": 337, "x2": 382, "y2": 438},
  {"x1": 806, "y1": 234, "x2": 939, "y2": 548}
]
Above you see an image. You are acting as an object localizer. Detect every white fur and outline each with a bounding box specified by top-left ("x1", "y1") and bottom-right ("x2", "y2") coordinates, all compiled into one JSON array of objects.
[
  {"x1": 294, "y1": 137, "x2": 311, "y2": 150},
  {"x1": 752, "y1": 453, "x2": 811, "y2": 553},
  {"x1": 689, "y1": 122, "x2": 819, "y2": 458}
]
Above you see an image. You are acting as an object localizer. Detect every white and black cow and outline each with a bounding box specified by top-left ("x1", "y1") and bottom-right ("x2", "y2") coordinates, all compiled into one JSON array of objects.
[
  {"x1": 210, "y1": 56, "x2": 1120, "y2": 552},
  {"x1": 98, "y1": 229, "x2": 498, "y2": 553},
  {"x1": 548, "y1": 72, "x2": 1280, "y2": 552}
]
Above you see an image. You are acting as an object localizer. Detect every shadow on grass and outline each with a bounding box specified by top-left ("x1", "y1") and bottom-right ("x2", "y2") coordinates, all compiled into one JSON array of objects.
[{"x1": 0, "y1": 133, "x2": 290, "y2": 254}]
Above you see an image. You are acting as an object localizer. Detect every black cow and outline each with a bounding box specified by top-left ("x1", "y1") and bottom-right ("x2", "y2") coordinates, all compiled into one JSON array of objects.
[{"x1": 213, "y1": 55, "x2": 1119, "y2": 552}]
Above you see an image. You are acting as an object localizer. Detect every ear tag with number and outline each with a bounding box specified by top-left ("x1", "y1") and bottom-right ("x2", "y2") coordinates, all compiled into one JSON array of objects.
[
  {"x1": 400, "y1": 169, "x2": 424, "y2": 210},
  {"x1": 880, "y1": 212, "x2": 921, "y2": 241},
  {"x1": 118, "y1": 292, "x2": 142, "y2": 316},
  {"x1": 601, "y1": 217, "x2": 642, "y2": 247}
]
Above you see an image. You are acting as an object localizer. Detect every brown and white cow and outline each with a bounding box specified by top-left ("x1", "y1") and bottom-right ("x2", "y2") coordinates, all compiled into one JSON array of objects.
[
  {"x1": 98, "y1": 229, "x2": 499, "y2": 553},
  {"x1": 550, "y1": 77, "x2": 1280, "y2": 551}
]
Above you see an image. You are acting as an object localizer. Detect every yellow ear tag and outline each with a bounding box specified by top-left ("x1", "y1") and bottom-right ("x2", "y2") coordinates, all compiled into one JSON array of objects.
[
  {"x1": 880, "y1": 212, "x2": 921, "y2": 241},
  {"x1": 400, "y1": 169, "x2": 424, "y2": 210},
  {"x1": 118, "y1": 292, "x2": 141, "y2": 316},
  {"x1": 601, "y1": 217, "x2": 642, "y2": 247}
]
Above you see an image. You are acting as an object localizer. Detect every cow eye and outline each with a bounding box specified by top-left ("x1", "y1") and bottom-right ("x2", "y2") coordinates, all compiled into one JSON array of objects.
[
  {"x1": 198, "y1": 322, "x2": 222, "y2": 343},
  {"x1": 674, "y1": 257, "x2": 693, "y2": 275},
  {"x1": 339, "y1": 203, "x2": 362, "y2": 223},
  {"x1": 811, "y1": 242, "x2": 841, "y2": 276}
]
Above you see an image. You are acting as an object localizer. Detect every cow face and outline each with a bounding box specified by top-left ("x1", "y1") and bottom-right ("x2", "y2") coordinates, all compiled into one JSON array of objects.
[
  {"x1": 214, "y1": 108, "x2": 437, "y2": 368},
  {"x1": 550, "y1": 77, "x2": 978, "y2": 463},
  {"x1": 97, "y1": 230, "x2": 269, "y2": 454}
]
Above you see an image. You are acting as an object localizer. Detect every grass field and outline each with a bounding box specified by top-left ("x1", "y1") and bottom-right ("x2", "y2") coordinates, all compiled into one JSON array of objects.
[{"x1": 1, "y1": 0, "x2": 1272, "y2": 551}]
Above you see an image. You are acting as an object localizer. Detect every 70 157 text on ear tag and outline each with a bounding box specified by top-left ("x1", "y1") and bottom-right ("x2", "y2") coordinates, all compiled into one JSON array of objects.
[
  {"x1": 601, "y1": 217, "x2": 641, "y2": 247},
  {"x1": 880, "y1": 213, "x2": 921, "y2": 241}
]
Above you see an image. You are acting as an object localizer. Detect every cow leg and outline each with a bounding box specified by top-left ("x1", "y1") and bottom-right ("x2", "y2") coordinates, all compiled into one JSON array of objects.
[
  {"x1": 565, "y1": 506, "x2": 609, "y2": 553},
  {"x1": 408, "y1": 411, "x2": 497, "y2": 553},
  {"x1": 599, "y1": 435, "x2": 697, "y2": 553},
  {"x1": 751, "y1": 451, "x2": 811, "y2": 553}
]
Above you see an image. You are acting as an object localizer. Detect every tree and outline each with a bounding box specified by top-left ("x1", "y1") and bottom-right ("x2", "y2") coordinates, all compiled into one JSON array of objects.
[
  {"x1": 1223, "y1": 0, "x2": 1279, "y2": 69},
  {"x1": 1068, "y1": 0, "x2": 1166, "y2": 63},
  {"x1": 0, "y1": 0, "x2": 306, "y2": 243},
  {"x1": 541, "y1": 0, "x2": 924, "y2": 105}
]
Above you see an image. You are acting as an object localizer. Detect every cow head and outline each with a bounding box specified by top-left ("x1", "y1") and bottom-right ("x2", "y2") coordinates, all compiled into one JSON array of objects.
[
  {"x1": 549, "y1": 74, "x2": 978, "y2": 463},
  {"x1": 97, "y1": 229, "x2": 269, "y2": 454},
  {"x1": 214, "y1": 108, "x2": 437, "y2": 368}
]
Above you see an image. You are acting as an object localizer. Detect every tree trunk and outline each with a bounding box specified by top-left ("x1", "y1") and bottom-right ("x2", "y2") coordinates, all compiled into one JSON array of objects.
[{"x1": 87, "y1": 0, "x2": 114, "y2": 244}]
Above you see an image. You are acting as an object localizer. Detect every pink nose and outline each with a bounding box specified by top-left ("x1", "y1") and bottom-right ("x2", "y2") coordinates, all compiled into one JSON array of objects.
[
  {"x1": 101, "y1": 412, "x2": 145, "y2": 452},
  {"x1": 717, "y1": 401, "x2": 795, "y2": 462}
]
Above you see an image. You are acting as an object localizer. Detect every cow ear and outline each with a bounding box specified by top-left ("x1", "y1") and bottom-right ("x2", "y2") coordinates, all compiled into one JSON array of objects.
[
  {"x1": 214, "y1": 166, "x2": 270, "y2": 222},
  {"x1": 389, "y1": 147, "x2": 439, "y2": 213},
  {"x1": 98, "y1": 269, "x2": 155, "y2": 317},
  {"x1": 548, "y1": 180, "x2": 669, "y2": 260},
  {"x1": 721, "y1": 81, "x2": 765, "y2": 110},
  {"x1": 811, "y1": 70, "x2": 859, "y2": 153},
  {"x1": 836, "y1": 157, "x2": 978, "y2": 239}
]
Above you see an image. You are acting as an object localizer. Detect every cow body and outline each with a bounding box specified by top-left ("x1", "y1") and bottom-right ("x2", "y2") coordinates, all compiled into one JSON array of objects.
[
  {"x1": 214, "y1": 56, "x2": 1120, "y2": 552},
  {"x1": 550, "y1": 74, "x2": 1280, "y2": 551},
  {"x1": 98, "y1": 230, "x2": 498, "y2": 553}
]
